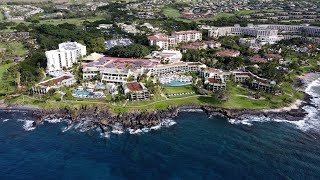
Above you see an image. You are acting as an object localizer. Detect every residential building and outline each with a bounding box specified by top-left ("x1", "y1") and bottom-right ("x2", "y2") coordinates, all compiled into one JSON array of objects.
[
  {"x1": 147, "y1": 33, "x2": 170, "y2": 50},
  {"x1": 171, "y1": 30, "x2": 202, "y2": 44},
  {"x1": 233, "y1": 71, "x2": 276, "y2": 93},
  {"x1": 123, "y1": 82, "x2": 150, "y2": 100},
  {"x1": 46, "y1": 42, "x2": 86, "y2": 72},
  {"x1": 199, "y1": 68, "x2": 277, "y2": 93},
  {"x1": 147, "y1": 30, "x2": 202, "y2": 50},
  {"x1": 31, "y1": 74, "x2": 76, "y2": 94},
  {"x1": 200, "y1": 68, "x2": 231, "y2": 92}
]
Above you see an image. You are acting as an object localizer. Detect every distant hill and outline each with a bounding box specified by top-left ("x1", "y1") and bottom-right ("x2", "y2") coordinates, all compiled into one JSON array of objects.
[{"x1": 0, "y1": 0, "x2": 114, "y2": 4}]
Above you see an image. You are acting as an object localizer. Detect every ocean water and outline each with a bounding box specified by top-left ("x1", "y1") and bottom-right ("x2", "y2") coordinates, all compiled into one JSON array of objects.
[{"x1": 0, "y1": 79, "x2": 319, "y2": 179}]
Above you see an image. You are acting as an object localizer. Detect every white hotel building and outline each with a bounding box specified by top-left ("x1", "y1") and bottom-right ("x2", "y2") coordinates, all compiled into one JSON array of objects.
[
  {"x1": 147, "y1": 30, "x2": 202, "y2": 50},
  {"x1": 46, "y1": 42, "x2": 87, "y2": 72},
  {"x1": 208, "y1": 24, "x2": 320, "y2": 42},
  {"x1": 208, "y1": 24, "x2": 281, "y2": 43}
]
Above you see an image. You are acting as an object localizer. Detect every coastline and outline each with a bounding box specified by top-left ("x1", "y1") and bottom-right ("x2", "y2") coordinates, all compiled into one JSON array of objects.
[{"x1": 0, "y1": 72, "x2": 319, "y2": 130}]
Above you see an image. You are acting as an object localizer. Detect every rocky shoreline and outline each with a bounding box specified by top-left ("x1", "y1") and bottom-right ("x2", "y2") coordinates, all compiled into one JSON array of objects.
[
  {"x1": 25, "y1": 91, "x2": 312, "y2": 131},
  {"x1": 0, "y1": 72, "x2": 318, "y2": 131}
]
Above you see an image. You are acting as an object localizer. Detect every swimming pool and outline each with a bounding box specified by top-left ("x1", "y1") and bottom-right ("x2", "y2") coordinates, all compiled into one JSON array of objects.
[
  {"x1": 74, "y1": 91, "x2": 92, "y2": 96},
  {"x1": 163, "y1": 81, "x2": 192, "y2": 86},
  {"x1": 95, "y1": 85, "x2": 106, "y2": 90}
]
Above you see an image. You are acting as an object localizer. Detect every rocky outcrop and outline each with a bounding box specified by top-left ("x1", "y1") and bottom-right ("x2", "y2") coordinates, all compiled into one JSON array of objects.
[{"x1": 32, "y1": 105, "x2": 179, "y2": 130}]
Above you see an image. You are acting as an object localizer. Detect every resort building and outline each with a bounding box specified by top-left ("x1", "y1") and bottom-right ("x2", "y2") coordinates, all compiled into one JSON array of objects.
[
  {"x1": 83, "y1": 56, "x2": 206, "y2": 83},
  {"x1": 180, "y1": 40, "x2": 221, "y2": 51},
  {"x1": 200, "y1": 68, "x2": 231, "y2": 92},
  {"x1": 82, "y1": 57, "x2": 160, "y2": 84},
  {"x1": 208, "y1": 24, "x2": 283, "y2": 43},
  {"x1": 147, "y1": 33, "x2": 171, "y2": 50},
  {"x1": 147, "y1": 30, "x2": 202, "y2": 50},
  {"x1": 31, "y1": 73, "x2": 76, "y2": 94},
  {"x1": 233, "y1": 71, "x2": 276, "y2": 93},
  {"x1": 82, "y1": 52, "x2": 104, "y2": 62},
  {"x1": 150, "y1": 62, "x2": 207, "y2": 76},
  {"x1": 199, "y1": 68, "x2": 277, "y2": 93},
  {"x1": 208, "y1": 24, "x2": 320, "y2": 44},
  {"x1": 123, "y1": 82, "x2": 150, "y2": 101},
  {"x1": 171, "y1": 30, "x2": 202, "y2": 44},
  {"x1": 45, "y1": 42, "x2": 86, "y2": 72},
  {"x1": 149, "y1": 50, "x2": 183, "y2": 63}
]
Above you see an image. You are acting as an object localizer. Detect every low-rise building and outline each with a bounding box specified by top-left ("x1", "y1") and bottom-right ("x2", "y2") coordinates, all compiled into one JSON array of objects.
[
  {"x1": 31, "y1": 74, "x2": 76, "y2": 94},
  {"x1": 123, "y1": 82, "x2": 150, "y2": 100},
  {"x1": 148, "y1": 30, "x2": 202, "y2": 50},
  {"x1": 150, "y1": 62, "x2": 206, "y2": 76},
  {"x1": 233, "y1": 71, "x2": 276, "y2": 93}
]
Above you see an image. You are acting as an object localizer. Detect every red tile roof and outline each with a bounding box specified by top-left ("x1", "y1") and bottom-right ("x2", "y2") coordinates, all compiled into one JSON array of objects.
[
  {"x1": 249, "y1": 55, "x2": 268, "y2": 63},
  {"x1": 39, "y1": 76, "x2": 72, "y2": 87},
  {"x1": 127, "y1": 82, "x2": 143, "y2": 91}
]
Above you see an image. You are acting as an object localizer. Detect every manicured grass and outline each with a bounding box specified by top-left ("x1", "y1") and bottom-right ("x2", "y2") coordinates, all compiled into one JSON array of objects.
[
  {"x1": 0, "y1": 63, "x2": 16, "y2": 94},
  {"x1": 208, "y1": 13, "x2": 234, "y2": 21},
  {"x1": 37, "y1": 17, "x2": 105, "y2": 26},
  {"x1": 163, "y1": 85, "x2": 195, "y2": 94},
  {"x1": 162, "y1": 6, "x2": 193, "y2": 23},
  {"x1": 221, "y1": 83, "x2": 304, "y2": 109},
  {"x1": 163, "y1": 7, "x2": 181, "y2": 19},
  {"x1": 0, "y1": 41, "x2": 28, "y2": 57}
]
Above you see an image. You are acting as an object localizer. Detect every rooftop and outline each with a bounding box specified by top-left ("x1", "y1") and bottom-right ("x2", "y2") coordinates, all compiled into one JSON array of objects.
[{"x1": 126, "y1": 82, "x2": 144, "y2": 91}]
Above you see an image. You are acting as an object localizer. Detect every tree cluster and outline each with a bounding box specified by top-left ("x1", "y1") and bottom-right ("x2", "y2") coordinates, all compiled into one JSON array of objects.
[{"x1": 105, "y1": 44, "x2": 151, "y2": 58}]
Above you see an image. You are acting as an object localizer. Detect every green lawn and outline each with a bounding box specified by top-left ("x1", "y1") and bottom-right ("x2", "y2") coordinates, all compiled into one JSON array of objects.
[
  {"x1": 208, "y1": 13, "x2": 234, "y2": 21},
  {"x1": 37, "y1": 17, "x2": 105, "y2": 26},
  {"x1": 0, "y1": 41, "x2": 28, "y2": 57},
  {"x1": 0, "y1": 63, "x2": 16, "y2": 95},
  {"x1": 163, "y1": 7, "x2": 181, "y2": 19},
  {"x1": 163, "y1": 85, "x2": 195, "y2": 95}
]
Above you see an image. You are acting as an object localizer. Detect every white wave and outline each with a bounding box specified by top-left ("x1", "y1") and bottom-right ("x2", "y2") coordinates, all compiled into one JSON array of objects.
[
  {"x1": 150, "y1": 125, "x2": 161, "y2": 130},
  {"x1": 112, "y1": 129, "x2": 124, "y2": 134},
  {"x1": 100, "y1": 132, "x2": 110, "y2": 138},
  {"x1": 161, "y1": 118, "x2": 177, "y2": 127},
  {"x1": 179, "y1": 109, "x2": 203, "y2": 112},
  {"x1": 128, "y1": 128, "x2": 143, "y2": 134},
  {"x1": 142, "y1": 127, "x2": 150, "y2": 133},
  {"x1": 2, "y1": 119, "x2": 10, "y2": 122},
  {"x1": 23, "y1": 120, "x2": 36, "y2": 131},
  {"x1": 45, "y1": 118, "x2": 63, "y2": 123},
  {"x1": 62, "y1": 124, "x2": 74, "y2": 133}
]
